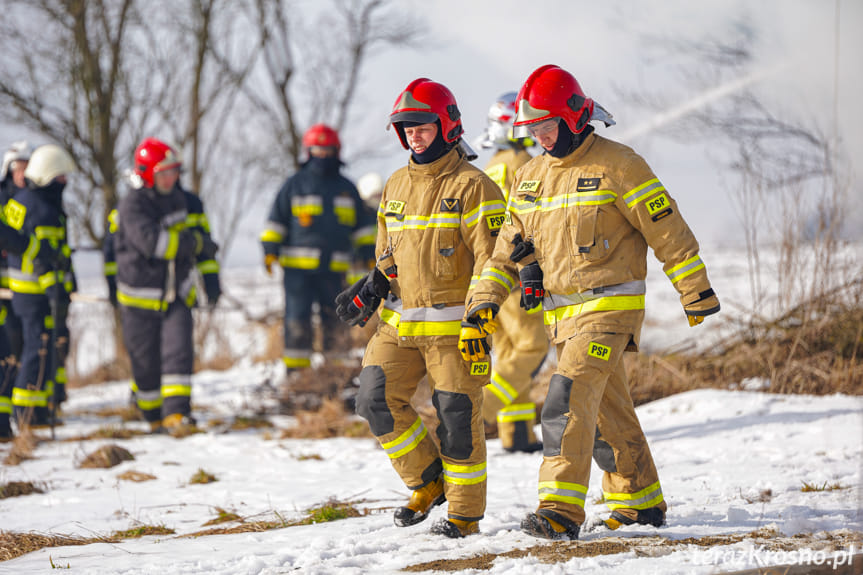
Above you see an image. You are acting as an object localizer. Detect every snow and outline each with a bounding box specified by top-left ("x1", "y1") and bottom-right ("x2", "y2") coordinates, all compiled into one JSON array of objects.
[{"x1": 1, "y1": 244, "x2": 862, "y2": 574}]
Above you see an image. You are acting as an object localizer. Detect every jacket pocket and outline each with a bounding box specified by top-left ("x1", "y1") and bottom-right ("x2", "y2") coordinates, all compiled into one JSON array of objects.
[{"x1": 435, "y1": 228, "x2": 458, "y2": 280}]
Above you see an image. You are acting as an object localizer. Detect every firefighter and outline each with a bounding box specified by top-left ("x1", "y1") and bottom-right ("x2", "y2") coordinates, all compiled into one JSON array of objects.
[
  {"x1": 338, "y1": 78, "x2": 506, "y2": 538},
  {"x1": 260, "y1": 124, "x2": 370, "y2": 375},
  {"x1": 0, "y1": 216, "x2": 45, "y2": 439},
  {"x1": 114, "y1": 138, "x2": 218, "y2": 433},
  {"x1": 464, "y1": 65, "x2": 720, "y2": 540},
  {"x1": 0, "y1": 141, "x2": 33, "y2": 380},
  {"x1": 477, "y1": 92, "x2": 548, "y2": 453},
  {"x1": 6, "y1": 144, "x2": 77, "y2": 428}
]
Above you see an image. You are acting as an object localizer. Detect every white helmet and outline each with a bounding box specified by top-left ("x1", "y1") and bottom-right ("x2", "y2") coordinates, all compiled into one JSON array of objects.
[
  {"x1": 1, "y1": 140, "x2": 34, "y2": 182},
  {"x1": 478, "y1": 92, "x2": 534, "y2": 150},
  {"x1": 24, "y1": 144, "x2": 76, "y2": 188},
  {"x1": 357, "y1": 172, "x2": 383, "y2": 202}
]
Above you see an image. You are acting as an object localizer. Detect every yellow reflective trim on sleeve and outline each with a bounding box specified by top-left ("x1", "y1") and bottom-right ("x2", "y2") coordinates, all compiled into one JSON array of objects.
[
  {"x1": 279, "y1": 255, "x2": 320, "y2": 269},
  {"x1": 34, "y1": 226, "x2": 65, "y2": 241},
  {"x1": 0, "y1": 396, "x2": 12, "y2": 414},
  {"x1": 334, "y1": 206, "x2": 357, "y2": 227},
  {"x1": 108, "y1": 209, "x2": 119, "y2": 233},
  {"x1": 623, "y1": 178, "x2": 665, "y2": 208},
  {"x1": 104, "y1": 261, "x2": 117, "y2": 276},
  {"x1": 9, "y1": 278, "x2": 43, "y2": 294},
  {"x1": 12, "y1": 387, "x2": 49, "y2": 408},
  {"x1": 163, "y1": 229, "x2": 180, "y2": 260},
  {"x1": 260, "y1": 229, "x2": 283, "y2": 243},
  {"x1": 196, "y1": 260, "x2": 220, "y2": 274},
  {"x1": 0, "y1": 305, "x2": 6, "y2": 327},
  {"x1": 665, "y1": 255, "x2": 705, "y2": 284}
]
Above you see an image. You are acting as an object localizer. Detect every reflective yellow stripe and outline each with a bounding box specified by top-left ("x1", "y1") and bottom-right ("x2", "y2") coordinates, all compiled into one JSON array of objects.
[
  {"x1": 487, "y1": 371, "x2": 517, "y2": 405},
  {"x1": 479, "y1": 267, "x2": 516, "y2": 292},
  {"x1": 509, "y1": 190, "x2": 616, "y2": 216},
  {"x1": 543, "y1": 295, "x2": 645, "y2": 325},
  {"x1": 0, "y1": 305, "x2": 6, "y2": 326},
  {"x1": 397, "y1": 319, "x2": 461, "y2": 337},
  {"x1": 380, "y1": 307, "x2": 400, "y2": 329},
  {"x1": 104, "y1": 262, "x2": 117, "y2": 276},
  {"x1": 538, "y1": 480, "x2": 587, "y2": 506},
  {"x1": 55, "y1": 367, "x2": 67, "y2": 384},
  {"x1": 44, "y1": 315, "x2": 55, "y2": 330},
  {"x1": 442, "y1": 461, "x2": 487, "y2": 485},
  {"x1": 117, "y1": 291, "x2": 168, "y2": 312},
  {"x1": 334, "y1": 206, "x2": 356, "y2": 226},
  {"x1": 12, "y1": 387, "x2": 49, "y2": 407},
  {"x1": 161, "y1": 384, "x2": 191, "y2": 398},
  {"x1": 603, "y1": 481, "x2": 664, "y2": 511},
  {"x1": 260, "y1": 229, "x2": 283, "y2": 243},
  {"x1": 163, "y1": 229, "x2": 180, "y2": 260},
  {"x1": 282, "y1": 356, "x2": 311, "y2": 369},
  {"x1": 197, "y1": 260, "x2": 220, "y2": 274},
  {"x1": 462, "y1": 200, "x2": 507, "y2": 228},
  {"x1": 497, "y1": 402, "x2": 536, "y2": 423},
  {"x1": 279, "y1": 255, "x2": 320, "y2": 269},
  {"x1": 34, "y1": 226, "x2": 65, "y2": 241},
  {"x1": 329, "y1": 260, "x2": 350, "y2": 273},
  {"x1": 665, "y1": 255, "x2": 705, "y2": 284},
  {"x1": 0, "y1": 396, "x2": 12, "y2": 414},
  {"x1": 137, "y1": 396, "x2": 163, "y2": 411},
  {"x1": 9, "y1": 278, "x2": 43, "y2": 294},
  {"x1": 381, "y1": 417, "x2": 428, "y2": 459},
  {"x1": 623, "y1": 178, "x2": 664, "y2": 208}
]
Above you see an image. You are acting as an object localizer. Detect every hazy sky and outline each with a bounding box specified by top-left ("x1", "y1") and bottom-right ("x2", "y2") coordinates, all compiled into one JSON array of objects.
[{"x1": 344, "y1": 0, "x2": 861, "y2": 250}]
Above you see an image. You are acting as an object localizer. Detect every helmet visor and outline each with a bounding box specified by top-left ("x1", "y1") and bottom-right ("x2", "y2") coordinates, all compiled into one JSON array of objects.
[{"x1": 513, "y1": 117, "x2": 560, "y2": 139}]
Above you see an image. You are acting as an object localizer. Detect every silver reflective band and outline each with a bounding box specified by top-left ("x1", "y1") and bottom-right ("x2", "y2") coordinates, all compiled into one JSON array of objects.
[{"x1": 543, "y1": 280, "x2": 646, "y2": 308}]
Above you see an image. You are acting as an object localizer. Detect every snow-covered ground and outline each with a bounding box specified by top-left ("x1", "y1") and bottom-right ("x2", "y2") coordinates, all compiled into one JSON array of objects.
[{"x1": 1, "y1": 242, "x2": 861, "y2": 574}]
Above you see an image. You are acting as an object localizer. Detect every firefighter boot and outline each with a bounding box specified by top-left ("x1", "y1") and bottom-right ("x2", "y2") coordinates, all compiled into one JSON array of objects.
[
  {"x1": 604, "y1": 507, "x2": 666, "y2": 530},
  {"x1": 429, "y1": 517, "x2": 479, "y2": 538},
  {"x1": 0, "y1": 420, "x2": 13, "y2": 442},
  {"x1": 393, "y1": 476, "x2": 446, "y2": 527},
  {"x1": 521, "y1": 509, "x2": 580, "y2": 540},
  {"x1": 162, "y1": 413, "x2": 199, "y2": 437},
  {"x1": 502, "y1": 420, "x2": 542, "y2": 453}
]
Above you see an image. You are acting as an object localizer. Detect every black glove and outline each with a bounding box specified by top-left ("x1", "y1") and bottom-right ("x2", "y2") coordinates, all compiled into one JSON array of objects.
[
  {"x1": 177, "y1": 230, "x2": 202, "y2": 259},
  {"x1": 519, "y1": 261, "x2": 544, "y2": 310},
  {"x1": 335, "y1": 268, "x2": 390, "y2": 327},
  {"x1": 32, "y1": 245, "x2": 61, "y2": 277},
  {"x1": 509, "y1": 233, "x2": 535, "y2": 263},
  {"x1": 204, "y1": 276, "x2": 221, "y2": 307}
]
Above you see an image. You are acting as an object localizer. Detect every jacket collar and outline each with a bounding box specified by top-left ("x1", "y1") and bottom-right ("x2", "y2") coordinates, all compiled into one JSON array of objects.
[
  {"x1": 407, "y1": 146, "x2": 464, "y2": 179},
  {"x1": 542, "y1": 132, "x2": 598, "y2": 169}
]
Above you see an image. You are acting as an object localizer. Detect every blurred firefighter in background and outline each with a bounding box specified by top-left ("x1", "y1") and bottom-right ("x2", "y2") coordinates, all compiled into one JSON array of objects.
[
  {"x1": 5, "y1": 144, "x2": 76, "y2": 428},
  {"x1": 112, "y1": 138, "x2": 218, "y2": 434},
  {"x1": 0, "y1": 141, "x2": 32, "y2": 395},
  {"x1": 338, "y1": 78, "x2": 505, "y2": 538},
  {"x1": 260, "y1": 124, "x2": 371, "y2": 377},
  {"x1": 464, "y1": 64, "x2": 720, "y2": 540},
  {"x1": 477, "y1": 92, "x2": 548, "y2": 453}
]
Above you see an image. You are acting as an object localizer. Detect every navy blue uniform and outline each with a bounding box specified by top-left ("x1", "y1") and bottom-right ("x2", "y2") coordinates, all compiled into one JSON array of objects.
[
  {"x1": 0, "y1": 179, "x2": 25, "y2": 370},
  {"x1": 260, "y1": 157, "x2": 370, "y2": 370},
  {"x1": 113, "y1": 184, "x2": 215, "y2": 423},
  {"x1": 5, "y1": 183, "x2": 74, "y2": 426},
  {"x1": 0, "y1": 217, "x2": 31, "y2": 437}
]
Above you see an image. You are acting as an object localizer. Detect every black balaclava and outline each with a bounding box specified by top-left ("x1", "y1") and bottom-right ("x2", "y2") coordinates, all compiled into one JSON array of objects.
[
  {"x1": 38, "y1": 179, "x2": 66, "y2": 211},
  {"x1": 305, "y1": 154, "x2": 342, "y2": 175},
  {"x1": 547, "y1": 119, "x2": 594, "y2": 158},
  {"x1": 403, "y1": 120, "x2": 449, "y2": 164}
]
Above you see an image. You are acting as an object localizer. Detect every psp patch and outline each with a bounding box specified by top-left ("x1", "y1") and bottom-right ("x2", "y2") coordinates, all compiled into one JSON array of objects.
[
  {"x1": 587, "y1": 342, "x2": 611, "y2": 361},
  {"x1": 470, "y1": 362, "x2": 490, "y2": 376},
  {"x1": 645, "y1": 192, "x2": 673, "y2": 222},
  {"x1": 385, "y1": 200, "x2": 405, "y2": 215},
  {"x1": 486, "y1": 213, "x2": 506, "y2": 232},
  {"x1": 517, "y1": 180, "x2": 540, "y2": 193},
  {"x1": 440, "y1": 198, "x2": 460, "y2": 212}
]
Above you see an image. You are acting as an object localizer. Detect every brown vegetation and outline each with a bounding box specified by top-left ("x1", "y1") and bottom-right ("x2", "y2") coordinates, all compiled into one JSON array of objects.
[
  {"x1": 0, "y1": 481, "x2": 44, "y2": 499},
  {"x1": 77, "y1": 445, "x2": 134, "y2": 469}
]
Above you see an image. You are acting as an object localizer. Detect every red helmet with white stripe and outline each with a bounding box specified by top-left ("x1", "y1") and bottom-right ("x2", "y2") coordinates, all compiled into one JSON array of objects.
[
  {"x1": 302, "y1": 124, "x2": 341, "y2": 150},
  {"x1": 134, "y1": 138, "x2": 181, "y2": 188},
  {"x1": 389, "y1": 78, "x2": 463, "y2": 149},
  {"x1": 513, "y1": 65, "x2": 595, "y2": 137}
]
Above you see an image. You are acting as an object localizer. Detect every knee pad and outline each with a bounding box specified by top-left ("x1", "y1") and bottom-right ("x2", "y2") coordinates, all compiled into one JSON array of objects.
[
  {"x1": 433, "y1": 390, "x2": 473, "y2": 460},
  {"x1": 541, "y1": 373, "x2": 573, "y2": 457},
  {"x1": 355, "y1": 365, "x2": 394, "y2": 436},
  {"x1": 593, "y1": 427, "x2": 617, "y2": 472}
]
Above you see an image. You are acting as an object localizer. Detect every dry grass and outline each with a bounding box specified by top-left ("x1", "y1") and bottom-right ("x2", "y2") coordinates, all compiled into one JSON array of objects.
[
  {"x1": 2, "y1": 431, "x2": 40, "y2": 466},
  {"x1": 0, "y1": 531, "x2": 117, "y2": 562},
  {"x1": 202, "y1": 507, "x2": 242, "y2": 526},
  {"x1": 63, "y1": 425, "x2": 148, "y2": 442},
  {"x1": 280, "y1": 398, "x2": 371, "y2": 439},
  {"x1": 0, "y1": 481, "x2": 44, "y2": 499},
  {"x1": 189, "y1": 468, "x2": 217, "y2": 484},
  {"x1": 111, "y1": 524, "x2": 175, "y2": 538},
  {"x1": 801, "y1": 481, "x2": 846, "y2": 492},
  {"x1": 77, "y1": 444, "x2": 134, "y2": 469},
  {"x1": 116, "y1": 470, "x2": 157, "y2": 482}
]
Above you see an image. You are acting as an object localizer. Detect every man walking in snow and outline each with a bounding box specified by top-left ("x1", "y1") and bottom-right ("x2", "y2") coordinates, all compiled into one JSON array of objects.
[{"x1": 463, "y1": 65, "x2": 720, "y2": 540}]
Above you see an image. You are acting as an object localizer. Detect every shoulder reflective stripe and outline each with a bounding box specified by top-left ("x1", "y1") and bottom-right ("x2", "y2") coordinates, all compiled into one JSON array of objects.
[
  {"x1": 542, "y1": 295, "x2": 645, "y2": 324},
  {"x1": 497, "y1": 402, "x2": 536, "y2": 423},
  {"x1": 382, "y1": 417, "x2": 428, "y2": 459},
  {"x1": 487, "y1": 371, "x2": 517, "y2": 405},
  {"x1": 666, "y1": 255, "x2": 705, "y2": 284},
  {"x1": 603, "y1": 481, "x2": 664, "y2": 511},
  {"x1": 623, "y1": 178, "x2": 665, "y2": 208},
  {"x1": 441, "y1": 461, "x2": 487, "y2": 485},
  {"x1": 479, "y1": 267, "x2": 516, "y2": 291},
  {"x1": 463, "y1": 200, "x2": 506, "y2": 228},
  {"x1": 538, "y1": 480, "x2": 588, "y2": 506}
]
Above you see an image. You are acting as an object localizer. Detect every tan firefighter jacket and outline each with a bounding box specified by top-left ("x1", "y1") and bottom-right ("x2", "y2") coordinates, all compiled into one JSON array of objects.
[
  {"x1": 469, "y1": 132, "x2": 719, "y2": 346},
  {"x1": 484, "y1": 148, "x2": 533, "y2": 202},
  {"x1": 375, "y1": 146, "x2": 506, "y2": 346}
]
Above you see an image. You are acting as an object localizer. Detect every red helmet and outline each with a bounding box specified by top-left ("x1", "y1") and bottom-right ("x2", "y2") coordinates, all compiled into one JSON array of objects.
[
  {"x1": 302, "y1": 124, "x2": 340, "y2": 150},
  {"x1": 134, "y1": 138, "x2": 181, "y2": 188},
  {"x1": 513, "y1": 65, "x2": 595, "y2": 137},
  {"x1": 389, "y1": 78, "x2": 463, "y2": 149}
]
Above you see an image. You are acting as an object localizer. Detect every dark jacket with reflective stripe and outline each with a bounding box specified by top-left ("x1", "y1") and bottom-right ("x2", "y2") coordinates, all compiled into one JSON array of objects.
[
  {"x1": 5, "y1": 184, "x2": 74, "y2": 296},
  {"x1": 260, "y1": 157, "x2": 368, "y2": 273},
  {"x1": 0, "y1": 179, "x2": 26, "y2": 288},
  {"x1": 114, "y1": 185, "x2": 196, "y2": 310}
]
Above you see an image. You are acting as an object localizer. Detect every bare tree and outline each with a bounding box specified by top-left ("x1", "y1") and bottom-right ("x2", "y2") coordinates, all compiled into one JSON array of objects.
[{"x1": 0, "y1": 0, "x2": 140, "y2": 247}]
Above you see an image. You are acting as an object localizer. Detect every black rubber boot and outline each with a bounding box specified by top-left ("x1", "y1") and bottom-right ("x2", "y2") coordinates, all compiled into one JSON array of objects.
[
  {"x1": 521, "y1": 508, "x2": 580, "y2": 540},
  {"x1": 393, "y1": 477, "x2": 446, "y2": 527},
  {"x1": 605, "y1": 507, "x2": 666, "y2": 530}
]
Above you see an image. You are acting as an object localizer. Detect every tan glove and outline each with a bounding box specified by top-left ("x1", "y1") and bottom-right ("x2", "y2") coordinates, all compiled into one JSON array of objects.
[{"x1": 264, "y1": 254, "x2": 278, "y2": 276}]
